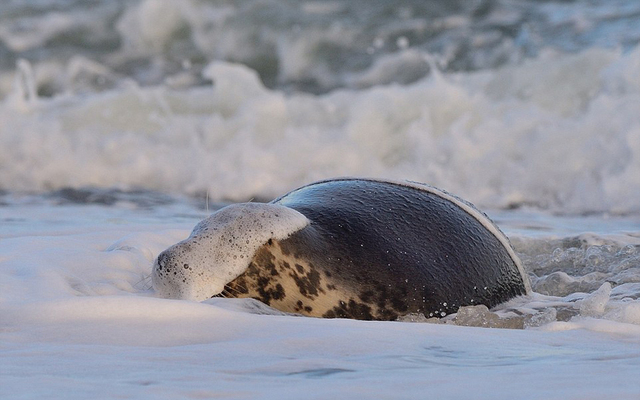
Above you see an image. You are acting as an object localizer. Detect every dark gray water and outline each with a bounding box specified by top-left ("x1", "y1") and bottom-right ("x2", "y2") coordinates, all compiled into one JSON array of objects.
[{"x1": 2, "y1": 0, "x2": 640, "y2": 96}]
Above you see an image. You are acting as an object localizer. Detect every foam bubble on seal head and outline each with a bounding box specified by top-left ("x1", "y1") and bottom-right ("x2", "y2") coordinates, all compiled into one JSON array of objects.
[{"x1": 152, "y1": 203, "x2": 309, "y2": 301}]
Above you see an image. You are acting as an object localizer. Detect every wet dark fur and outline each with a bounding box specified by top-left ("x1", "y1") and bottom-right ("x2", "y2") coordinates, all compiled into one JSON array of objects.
[{"x1": 216, "y1": 179, "x2": 528, "y2": 321}]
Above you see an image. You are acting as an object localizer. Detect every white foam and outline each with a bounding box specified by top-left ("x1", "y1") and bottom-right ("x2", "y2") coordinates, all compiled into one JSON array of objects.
[
  {"x1": 116, "y1": 0, "x2": 188, "y2": 55},
  {"x1": 579, "y1": 282, "x2": 612, "y2": 317},
  {"x1": 2, "y1": 46, "x2": 640, "y2": 213},
  {"x1": 152, "y1": 203, "x2": 309, "y2": 301},
  {"x1": 607, "y1": 301, "x2": 640, "y2": 325},
  {"x1": 3, "y1": 202, "x2": 640, "y2": 399}
]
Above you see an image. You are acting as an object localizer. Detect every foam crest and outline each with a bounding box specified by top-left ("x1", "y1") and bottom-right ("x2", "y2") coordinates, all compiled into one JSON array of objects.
[
  {"x1": 2, "y1": 44, "x2": 640, "y2": 213},
  {"x1": 116, "y1": 0, "x2": 187, "y2": 54},
  {"x1": 152, "y1": 203, "x2": 309, "y2": 301}
]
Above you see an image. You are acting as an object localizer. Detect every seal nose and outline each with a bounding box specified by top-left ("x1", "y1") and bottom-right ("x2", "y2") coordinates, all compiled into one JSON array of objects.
[
  {"x1": 152, "y1": 250, "x2": 176, "y2": 286},
  {"x1": 155, "y1": 252, "x2": 167, "y2": 271},
  {"x1": 152, "y1": 251, "x2": 178, "y2": 298}
]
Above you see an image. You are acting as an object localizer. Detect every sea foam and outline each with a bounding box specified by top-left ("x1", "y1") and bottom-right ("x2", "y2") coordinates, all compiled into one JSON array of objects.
[{"x1": 2, "y1": 45, "x2": 640, "y2": 214}]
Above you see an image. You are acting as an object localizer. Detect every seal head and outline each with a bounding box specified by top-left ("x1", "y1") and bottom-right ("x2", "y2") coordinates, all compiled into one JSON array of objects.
[{"x1": 153, "y1": 202, "x2": 308, "y2": 301}]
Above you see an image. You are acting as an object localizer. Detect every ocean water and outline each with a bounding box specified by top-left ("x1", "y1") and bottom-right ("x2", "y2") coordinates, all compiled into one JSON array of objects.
[{"x1": 2, "y1": 0, "x2": 640, "y2": 398}]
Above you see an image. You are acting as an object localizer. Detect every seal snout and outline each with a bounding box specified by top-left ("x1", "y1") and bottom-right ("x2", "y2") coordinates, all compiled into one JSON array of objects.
[
  {"x1": 153, "y1": 249, "x2": 177, "y2": 277},
  {"x1": 152, "y1": 241, "x2": 228, "y2": 301},
  {"x1": 155, "y1": 251, "x2": 168, "y2": 271},
  {"x1": 152, "y1": 249, "x2": 178, "y2": 298},
  {"x1": 152, "y1": 245, "x2": 199, "y2": 298}
]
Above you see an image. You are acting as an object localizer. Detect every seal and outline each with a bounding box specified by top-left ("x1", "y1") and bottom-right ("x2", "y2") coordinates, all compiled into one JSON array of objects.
[{"x1": 152, "y1": 178, "x2": 531, "y2": 320}]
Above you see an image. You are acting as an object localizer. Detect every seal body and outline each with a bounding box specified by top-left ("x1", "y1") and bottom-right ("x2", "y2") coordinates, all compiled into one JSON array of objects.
[{"x1": 153, "y1": 178, "x2": 530, "y2": 320}]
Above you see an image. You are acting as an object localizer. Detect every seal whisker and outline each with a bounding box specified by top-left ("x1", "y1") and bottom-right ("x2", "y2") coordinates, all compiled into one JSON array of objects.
[
  {"x1": 134, "y1": 274, "x2": 153, "y2": 291},
  {"x1": 222, "y1": 284, "x2": 245, "y2": 297}
]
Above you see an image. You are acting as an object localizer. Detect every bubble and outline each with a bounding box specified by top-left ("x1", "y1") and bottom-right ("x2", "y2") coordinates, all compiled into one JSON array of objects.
[{"x1": 579, "y1": 282, "x2": 611, "y2": 317}]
